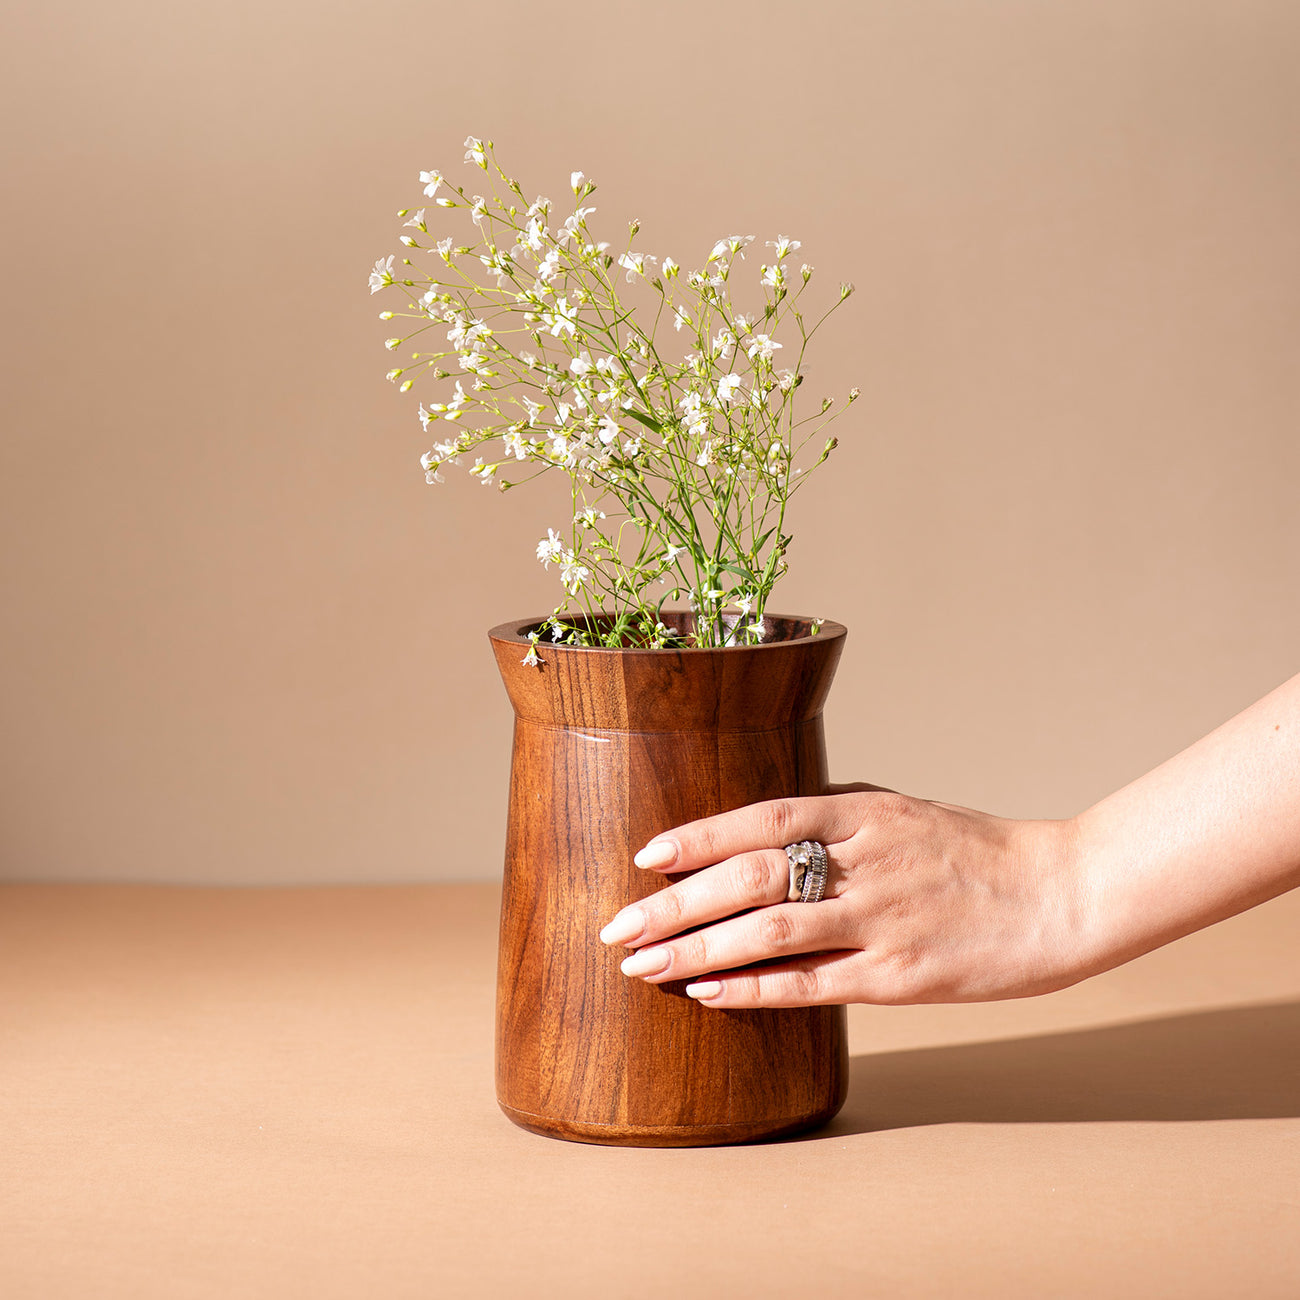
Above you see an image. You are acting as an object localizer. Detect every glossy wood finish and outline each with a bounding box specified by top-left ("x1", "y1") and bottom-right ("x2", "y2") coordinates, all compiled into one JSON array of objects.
[{"x1": 489, "y1": 613, "x2": 850, "y2": 1147}]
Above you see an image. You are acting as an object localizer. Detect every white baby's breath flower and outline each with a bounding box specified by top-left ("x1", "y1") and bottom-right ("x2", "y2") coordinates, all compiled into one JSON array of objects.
[
  {"x1": 570, "y1": 171, "x2": 586, "y2": 194},
  {"x1": 715, "y1": 374, "x2": 742, "y2": 405},
  {"x1": 617, "y1": 251, "x2": 656, "y2": 282},
  {"x1": 597, "y1": 415, "x2": 621, "y2": 445},
  {"x1": 419, "y1": 450, "x2": 444, "y2": 484},
  {"x1": 760, "y1": 263, "x2": 785, "y2": 289},
  {"x1": 403, "y1": 209, "x2": 427, "y2": 230},
  {"x1": 569, "y1": 351, "x2": 594, "y2": 378},
  {"x1": 747, "y1": 333, "x2": 783, "y2": 362},
  {"x1": 469, "y1": 196, "x2": 488, "y2": 225},
  {"x1": 521, "y1": 630, "x2": 542, "y2": 667},
  {"x1": 544, "y1": 297, "x2": 578, "y2": 338},
  {"x1": 661, "y1": 256, "x2": 679, "y2": 278},
  {"x1": 427, "y1": 380, "x2": 469, "y2": 419},
  {"x1": 766, "y1": 235, "x2": 801, "y2": 259},
  {"x1": 560, "y1": 552, "x2": 589, "y2": 594},
  {"x1": 368, "y1": 255, "x2": 395, "y2": 294},
  {"x1": 535, "y1": 249, "x2": 561, "y2": 284},
  {"x1": 419, "y1": 170, "x2": 443, "y2": 197},
  {"x1": 536, "y1": 528, "x2": 565, "y2": 567},
  {"x1": 711, "y1": 329, "x2": 735, "y2": 361},
  {"x1": 515, "y1": 216, "x2": 547, "y2": 255},
  {"x1": 434, "y1": 237, "x2": 454, "y2": 263},
  {"x1": 464, "y1": 136, "x2": 487, "y2": 167},
  {"x1": 709, "y1": 234, "x2": 754, "y2": 262},
  {"x1": 557, "y1": 207, "x2": 596, "y2": 245}
]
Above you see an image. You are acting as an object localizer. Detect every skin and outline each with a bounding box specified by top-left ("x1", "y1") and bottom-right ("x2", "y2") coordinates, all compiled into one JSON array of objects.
[{"x1": 599, "y1": 670, "x2": 1300, "y2": 1008}]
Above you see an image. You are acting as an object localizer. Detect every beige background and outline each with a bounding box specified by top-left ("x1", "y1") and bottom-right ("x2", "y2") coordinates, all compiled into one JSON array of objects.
[{"x1": 2, "y1": 0, "x2": 1298, "y2": 885}]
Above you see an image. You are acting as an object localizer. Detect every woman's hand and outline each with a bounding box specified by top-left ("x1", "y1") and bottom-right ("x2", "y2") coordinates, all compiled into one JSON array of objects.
[{"x1": 598, "y1": 786, "x2": 1094, "y2": 1008}]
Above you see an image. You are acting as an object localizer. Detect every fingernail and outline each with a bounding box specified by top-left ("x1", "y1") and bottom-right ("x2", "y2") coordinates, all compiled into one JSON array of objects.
[
  {"x1": 634, "y1": 839, "x2": 678, "y2": 870},
  {"x1": 599, "y1": 906, "x2": 646, "y2": 946},
  {"x1": 620, "y1": 947, "x2": 671, "y2": 978},
  {"x1": 686, "y1": 981, "x2": 723, "y2": 1001}
]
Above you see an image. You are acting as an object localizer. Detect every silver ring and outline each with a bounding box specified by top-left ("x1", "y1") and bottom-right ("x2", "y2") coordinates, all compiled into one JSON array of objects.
[{"x1": 785, "y1": 840, "x2": 828, "y2": 903}]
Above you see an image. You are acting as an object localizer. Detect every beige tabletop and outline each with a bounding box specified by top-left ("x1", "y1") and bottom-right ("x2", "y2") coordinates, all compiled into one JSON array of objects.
[{"x1": 2, "y1": 882, "x2": 1298, "y2": 1299}]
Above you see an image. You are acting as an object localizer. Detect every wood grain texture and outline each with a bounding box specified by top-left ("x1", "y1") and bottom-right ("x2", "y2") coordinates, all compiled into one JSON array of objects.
[{"x1": 489, "y1": 613, "x2": 849, "y2": 1147}]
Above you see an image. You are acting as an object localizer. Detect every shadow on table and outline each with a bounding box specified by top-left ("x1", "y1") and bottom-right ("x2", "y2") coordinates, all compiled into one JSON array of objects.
[{"x1": 814, "y1": 999, "x2": 1300, "y2": 1135}]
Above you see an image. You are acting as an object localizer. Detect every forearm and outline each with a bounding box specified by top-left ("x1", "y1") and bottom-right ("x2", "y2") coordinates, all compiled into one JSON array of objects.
[{"x1": 1075, "y1": 671, "x2": 1300, "y2": 970}]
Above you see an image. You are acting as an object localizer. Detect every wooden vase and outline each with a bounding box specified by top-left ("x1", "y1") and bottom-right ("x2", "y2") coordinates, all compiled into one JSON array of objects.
[{"x1": 488, "y1": 613, "x2": 849, "y2": 1147}]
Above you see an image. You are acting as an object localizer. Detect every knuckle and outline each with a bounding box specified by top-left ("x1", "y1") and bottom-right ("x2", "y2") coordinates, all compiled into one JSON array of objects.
[
  {"x1": 866, "y1": 791, "x2": 915, "y2": 827},
  {"x1": 759, "y1": 798, "x2": 799, "y2": 846},
  {"x1": 650, "y1": 887, "x2": 685, "y2": 932},
  {"x1": 779, "y1": 962, "x2": 823, "y2": 1004},
  {"x1": 692, "y1": 822, "x2": 721, "y2": 861},
  {"x1": 874, "y1": 945, "x2": 925, "y2": 1002},
  {"x1": 758, "y1": 907, "x2": 798, "y2": 951},
  {"x1": 682, "y1": 931, "x2": 712, "y2": 971},
  {"x1": 734, "y1": 852, "x2": 774, "y2": 899}
]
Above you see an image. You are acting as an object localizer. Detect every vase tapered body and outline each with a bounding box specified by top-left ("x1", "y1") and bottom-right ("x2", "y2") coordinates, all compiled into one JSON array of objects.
[{"x1": 489, "y1": 614, "x2": 849, "y2": 1146}]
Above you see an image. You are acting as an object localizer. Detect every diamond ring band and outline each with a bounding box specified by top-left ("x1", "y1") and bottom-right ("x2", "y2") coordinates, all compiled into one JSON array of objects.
[{"x1": 784, "y1": 840, "x2": 829, "y2": 903}]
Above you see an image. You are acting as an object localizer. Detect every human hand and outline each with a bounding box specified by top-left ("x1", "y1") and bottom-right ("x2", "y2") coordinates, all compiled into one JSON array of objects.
[{"x1": 598, "y1": 787, "x2": 1092, "y2": 1007}]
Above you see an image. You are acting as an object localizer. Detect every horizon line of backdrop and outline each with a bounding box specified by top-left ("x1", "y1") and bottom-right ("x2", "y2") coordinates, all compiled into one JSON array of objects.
[{"x1": 2, "y1": 0, "x2": 1298, "y2": 885}]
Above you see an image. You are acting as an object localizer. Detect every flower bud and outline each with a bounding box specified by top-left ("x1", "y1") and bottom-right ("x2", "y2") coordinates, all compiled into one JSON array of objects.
[
  {"x1": 387, "y1": 368, "x2": 404, "y2": 382},
  {"x1": 839, "y1": 282, "x2": 854, "y2": 300},
  {"x1": 848, "y1": 386, "x2": 861, "y2": 402},
  {"x1": 379, "y1": 311, "x2": 394, "y2": 320},
  {"x1": 384, "y1": 338, "x2": 402, "y2": 350}
]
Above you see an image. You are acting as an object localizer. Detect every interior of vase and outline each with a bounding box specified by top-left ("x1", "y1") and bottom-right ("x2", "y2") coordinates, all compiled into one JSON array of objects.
[{"x1": 515, "y1": 611, "x2": 823, "y2": 648}]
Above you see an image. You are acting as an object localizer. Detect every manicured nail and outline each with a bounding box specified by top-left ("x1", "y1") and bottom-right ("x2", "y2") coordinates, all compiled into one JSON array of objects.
[
  {"x1": 599, "y1": 906, "x2": 646, "y2": 946},
  {"x1": 620, "y1": 947, "x2": 671, "y2": 978},
  {"x1": 634, "y1": 839, "x2": 678, "y2": 870},
  {"x1": 686, "y1": 981, "x2": 723, "y2": 1001}
]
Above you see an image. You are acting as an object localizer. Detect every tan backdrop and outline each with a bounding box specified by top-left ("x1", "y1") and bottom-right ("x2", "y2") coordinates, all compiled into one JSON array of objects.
[{"x1": 2, "y1": 0, "x2": 1297, "y2": 885}]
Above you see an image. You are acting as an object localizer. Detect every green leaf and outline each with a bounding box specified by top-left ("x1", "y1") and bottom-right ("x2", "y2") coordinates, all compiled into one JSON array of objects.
[{"x1": 625, "y1": 409, "x2": 662, "y2": 433}]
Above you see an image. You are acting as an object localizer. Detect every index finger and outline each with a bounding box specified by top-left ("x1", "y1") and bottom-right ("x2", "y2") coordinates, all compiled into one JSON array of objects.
[{"x1": 633, "y1": 794, "x2": 865, "y2": 872}]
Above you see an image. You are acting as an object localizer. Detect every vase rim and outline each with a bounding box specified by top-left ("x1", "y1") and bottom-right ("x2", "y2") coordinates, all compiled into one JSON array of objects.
[{"x1": 488, "y1": 613, "x2": 846, "y2": 653}]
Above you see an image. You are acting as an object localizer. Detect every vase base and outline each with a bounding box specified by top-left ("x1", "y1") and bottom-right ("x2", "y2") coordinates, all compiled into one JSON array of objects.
[{"x1": 498, "y1": 1100, "x2": 843, "y2": 1148}]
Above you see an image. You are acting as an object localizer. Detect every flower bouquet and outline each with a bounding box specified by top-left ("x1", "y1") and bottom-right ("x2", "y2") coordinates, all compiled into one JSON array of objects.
[{"x1": 371, "y1": 136, "x2": 855, "y2": 657}]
